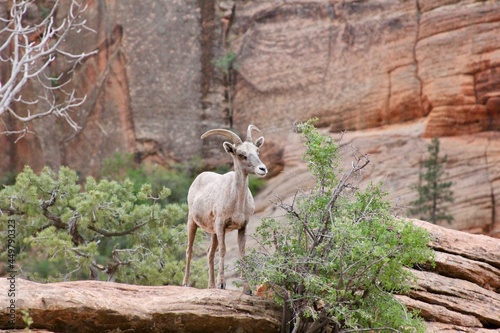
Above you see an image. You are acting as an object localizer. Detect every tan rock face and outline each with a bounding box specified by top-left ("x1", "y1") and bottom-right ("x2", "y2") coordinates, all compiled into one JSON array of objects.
[
  {"x1": 0, "y1": 1, "x2": 498, "y2": 162},
  {"x1": 231, "y1": 1, "x2": 424, "y2": 133},
  {"x1": 417, "y1": 1, "x2": 500, "y2": 137},
  {"x1": 226, "y1": 1, "x2": 500, "y2": 204},
  {"x1": 402, "y1": 220, "x2": 500, "y2": 331}
]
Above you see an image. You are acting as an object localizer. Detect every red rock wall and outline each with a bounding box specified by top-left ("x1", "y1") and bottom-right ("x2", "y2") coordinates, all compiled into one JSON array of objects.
[
  {"x1": 1, "y1": 0, "x2": 500, "y2": 235},
  {"x1": 0, "y1": 0, "x2": 209, "y2": 177},
  {"x1": 230, "y1": 0, "x2": 500, "y2": 137}
]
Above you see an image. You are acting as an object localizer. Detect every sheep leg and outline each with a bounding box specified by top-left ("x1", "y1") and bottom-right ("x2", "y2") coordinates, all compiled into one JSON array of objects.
[
  {"x1": 216, "y1": 223, "x2": 226, "y2": 289},
  {"x1": 182, "y1": 217, "x2": 198, "y2": 287},
  {"x1": 238, "y1": 228, "x2": 251, "y2": 295},
  {"x1": 207, "y1": 233, "x2": 218, "y2": 288}
]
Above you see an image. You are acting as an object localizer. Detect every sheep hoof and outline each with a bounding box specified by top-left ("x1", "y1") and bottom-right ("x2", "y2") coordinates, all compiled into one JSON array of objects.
[{"x1": 218, "y1": 283, "x2": 226, "y2": 289}]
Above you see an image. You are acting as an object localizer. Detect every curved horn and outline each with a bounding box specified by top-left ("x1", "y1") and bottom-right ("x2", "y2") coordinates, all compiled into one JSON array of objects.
[
  {"x1": 246, "y1": 124, "x2": 260, "y2": 142},
  {"x1": 201, "y1": 129, "x2": 242, "y2": 144}
]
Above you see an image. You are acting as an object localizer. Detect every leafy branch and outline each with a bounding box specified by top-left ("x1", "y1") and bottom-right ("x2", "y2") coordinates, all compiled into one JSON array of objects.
[
  {"x1": 0, "y1": 165, "x2": 194, "y2": 285},
  {"x1": 241, "y1": 120, "x2": 433, "y2": 333}
]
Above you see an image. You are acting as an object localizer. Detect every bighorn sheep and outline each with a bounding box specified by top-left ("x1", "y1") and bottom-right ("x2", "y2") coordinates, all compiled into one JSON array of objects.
[{"x1": 182, "y1": 125, "x2": 267, "y2": 292}]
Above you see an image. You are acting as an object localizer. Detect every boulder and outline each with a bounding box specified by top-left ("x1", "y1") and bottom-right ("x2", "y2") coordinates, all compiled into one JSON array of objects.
[
  {"x1": 398, "y1": 220, "x2": 500, "y2": 331},
  {"x1": 404, "y1": 270, "x2": 500, "y2": 328},
  {"x1": 0, "y1": 280, "x2": 281, "y2": 333}
]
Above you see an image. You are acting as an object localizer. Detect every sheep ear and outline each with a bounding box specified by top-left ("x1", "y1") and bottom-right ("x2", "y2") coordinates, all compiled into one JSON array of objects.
[
  {"x1": 254, "y1": 136, "x2": 265, "y2": 148},
  {"x1": 223, "y1": 141, "x2": 236, "y2": 154}
]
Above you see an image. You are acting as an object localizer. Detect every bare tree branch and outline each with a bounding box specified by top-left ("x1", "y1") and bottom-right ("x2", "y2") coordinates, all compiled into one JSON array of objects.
[{"x1": 0, "y1": 0, "x2": 97, "y2": 141}]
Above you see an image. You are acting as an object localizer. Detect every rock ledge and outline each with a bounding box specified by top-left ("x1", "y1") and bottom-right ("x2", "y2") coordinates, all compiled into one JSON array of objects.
[{"x1": 0, "y1": 280, "x2": 281, "y2": 333}]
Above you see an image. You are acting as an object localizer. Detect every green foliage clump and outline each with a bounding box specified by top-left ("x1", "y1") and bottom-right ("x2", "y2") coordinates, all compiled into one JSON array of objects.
[
  {"x1": 409, "y1": 138, "x2": 454, "y2": 224},
  {"x1": 241, "y1": 120, "x2": 433, "y2": 333},
  {"x1": 0, "y1": 166, "x2": 206, "y2": 286},
  {"x1": 213, "y1": 50, "x2": 238, "y2": 75}
]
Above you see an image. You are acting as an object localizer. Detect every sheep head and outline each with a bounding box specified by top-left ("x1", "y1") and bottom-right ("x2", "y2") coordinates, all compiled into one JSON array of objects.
[{"x1": 201, "y1": 125, "x2": 268, "y2": 177}]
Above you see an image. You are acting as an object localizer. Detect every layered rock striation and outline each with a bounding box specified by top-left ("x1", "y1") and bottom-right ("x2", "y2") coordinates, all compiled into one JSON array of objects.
[
  {"x1": 229, "y1": 1, "x2": 500, "y2": 237},
  {"x1": 231, "y1": 0, "x2": 500, "y2": 137},
  {"x1": 399, "y1": 221, "x2": 500, "y2": 332}
]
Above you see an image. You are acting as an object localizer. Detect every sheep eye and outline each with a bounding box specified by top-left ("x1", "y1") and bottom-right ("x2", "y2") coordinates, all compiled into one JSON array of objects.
[{"x1": 238, "y1": 154, "x2": 247, "y2": 160}]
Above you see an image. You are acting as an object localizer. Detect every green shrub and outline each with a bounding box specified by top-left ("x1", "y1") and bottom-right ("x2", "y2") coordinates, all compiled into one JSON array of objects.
[
  {"x1": 0, "y1": 166, "x2": 206, "y2": 286},
  {"x1": 101, "y1": 153, "x2": 205, "y2": 205},
  {"x1": 240, "y1": 120, "x2": 433, "y2": 333}
]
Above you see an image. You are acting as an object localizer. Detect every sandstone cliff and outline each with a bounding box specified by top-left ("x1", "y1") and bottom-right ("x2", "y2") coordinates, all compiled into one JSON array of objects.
[
  {"x1": 0, "y1": 0, "x2": 205, "y2": 175},
  {"x1": 1, "y1": 1, "x2": 500, "y2": 235},
  {"x1": 401, "y1": 220, "x2": 500, "y2": 332},
  {"x1": 231, "y1": 0, "x2": 500, "y2": 136},
  {"x1": 230, "y1": 0, "x2": 500, "y2": 236},
  {"x1": 1, "y1": 220, "x2": 499, "y2": 333}
]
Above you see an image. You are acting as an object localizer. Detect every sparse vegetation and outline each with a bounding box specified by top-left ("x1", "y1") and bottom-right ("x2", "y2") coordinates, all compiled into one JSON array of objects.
[
  {"x1": 213, "y1": 50, "x2": 238, "y2": 126},
  {"x1": 21, "y1": 309, "x2": 33, "y2": 332},
  {"x1": 213, "y1": 50, "x2": 238, "y2": 75},
  {"x1": 100, "y1": 153, "x2": 266, "y2": 202},
  {"x1": 100, "y1": 153, "x2": 205, "y2": 205}
]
